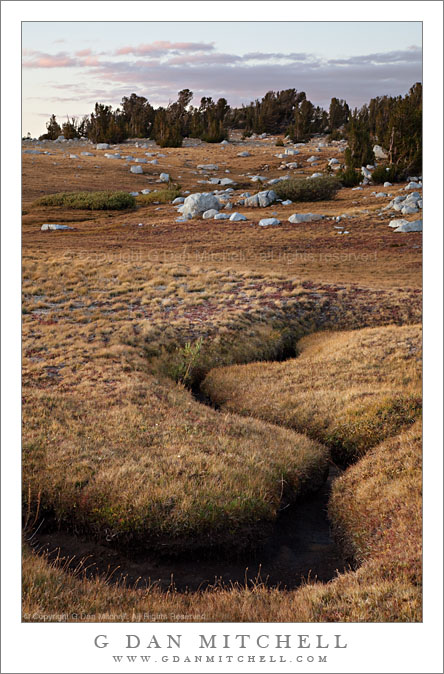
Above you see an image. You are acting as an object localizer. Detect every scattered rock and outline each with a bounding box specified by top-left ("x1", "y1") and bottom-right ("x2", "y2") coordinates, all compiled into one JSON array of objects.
[
  {"x1": 202, "y1": 208, "x2": 219, "y2": 219},
  {"x1": 214, "y1": 213, "x2": 231, "y2": 220},
  {"x1": 96, "y1": 143, "x2": 109, "y2": 150},
  {"x1": 389, "y1": 218, "x2": 409, "y2": 228},
  {"x1": 237, "y1": 151, "x2": 251, "y2": 157},
  {"x1": 373, "y1": 145, "x2": 388, "y2": 159},
  {"x1": 172, "y1": 196, "x2": 184, "y2": 204},
  {"x1": 159, "y1": 173, "x2": 170, "y2": 183},
  {"x1": 393, "y1": 219, "x2": 422, "y2": 232},
  {"x1": 197, "y1": 164, "x2": 219, "y2": 170},
  {"x1": 244, "y1": 190, "x2": 277, "y2": 208},
  {"x1": 41, "y1": 224, "x2": 72, "y2": 231},
  {"x1": 401, "y1": 205, "x2": 419, "y2": 215},
  {"x1": 229, "y1": 212, "x2": 247, "y2": 221},
  {"x1": 181, "y1": 193, "x2": 221, "y2": 218},
  {"x1": 288, "y1": 213, "x2": 324, "y2": 223},
  {"x1": 258, "y1": 218, "x2": 281, "y2": 227},
  {"x1": 130, "y1": 165, "x2": 143, "y2": 174}
]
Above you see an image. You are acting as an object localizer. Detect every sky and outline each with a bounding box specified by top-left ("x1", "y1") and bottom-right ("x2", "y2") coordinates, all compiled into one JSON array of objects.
[{"x1": 22, "y1": 21, "x2": 422, "y2": 137}]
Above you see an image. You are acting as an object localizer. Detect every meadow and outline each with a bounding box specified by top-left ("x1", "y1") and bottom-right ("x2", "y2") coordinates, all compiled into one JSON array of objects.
[{"x1": 22, "y1": 131, "x2": 422, "y2": 621}]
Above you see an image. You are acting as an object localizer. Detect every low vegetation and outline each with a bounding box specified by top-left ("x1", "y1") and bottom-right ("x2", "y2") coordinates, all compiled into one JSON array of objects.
[
  {"x1": 32, "y1": 191, "x2": 136, "y2": 210},
  {"x1": 274, "y1": 176, "x2": 340, "y2": 202},
  {"x1": 201, "y1": 325, "x2": 422, "y2": 465},
  {"x1": 336, "y1": 166, "x2": 361, "y2": 187},
  {"x1": 136, "y1": 185, "x2": 181, "y2": 205},
  {"x1": 22, "y1": 422, "x2": 422, "y2": 622}
]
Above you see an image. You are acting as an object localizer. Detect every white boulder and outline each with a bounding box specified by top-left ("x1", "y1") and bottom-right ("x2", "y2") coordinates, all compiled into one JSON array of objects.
[
  {"x1": 41, "y1": 224, "x2": 72, "y2": 231},
  {"x1": 401, "y1": 205, "x2": 419, "y2": 215},
  {"x1": 96, "y1": 143, "x2": 109, "y2": 150},
  {"x1": 214, "y1": 213, "x2": 230, "y2": 220},
  {"x1": 288, "y1": 213, "x2": 324, "y2": 224},
  {"x1": 197, "y1": 164, "x2": 219, "y2": 170},
  {"x1": 389, "y1": 218, "x2": 409, "y2": 228},
  {"x1": 229, "y1": 212, "x2": 247, "y2": 221},
  {"x1": 393, "y1": 219, "x2": 422, "y2": 233},
  {"x1": 373, "y1": 145, "x2": 388, "y2": 159},
  {"x1": 181, "y1": 193, "x2": 221, "y2": 218},
  {"x1": 244, "y1": 190, "x2": 277, "y2": 208},
  {"x1": 258, "y1": 218, "x2": 281, "y2": 227},
  {"x1": 130, "y1": 165, "x2": 143, "y2": 174},
  {"x1": 202, "y1": 209, "x2": 219, "y2": 219},
  {"x1": 159, "y1": 173, "x2": 170, "y2": 183}
]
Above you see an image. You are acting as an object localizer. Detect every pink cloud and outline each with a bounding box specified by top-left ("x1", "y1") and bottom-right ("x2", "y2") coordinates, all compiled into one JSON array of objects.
[
  {"x1": 22, "y1": 51, "x2": 78, "y2": 68},
  {"x1": 75, "y1": 48, "x2": 92, "y2": 57},
  {"x1": 116, "y1": 40, "x2": 214, "y2": 56}
]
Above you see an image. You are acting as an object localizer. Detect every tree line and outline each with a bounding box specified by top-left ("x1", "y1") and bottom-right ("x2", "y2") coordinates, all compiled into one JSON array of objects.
[{"x1": 40, "y1": 83, "x2": 422, "y2": 175}]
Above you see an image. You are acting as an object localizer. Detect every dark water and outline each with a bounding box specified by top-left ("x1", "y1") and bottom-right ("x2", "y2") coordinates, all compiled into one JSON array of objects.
[{"x1": 35, "y1": 467, "x2": 348, "y2": 592}]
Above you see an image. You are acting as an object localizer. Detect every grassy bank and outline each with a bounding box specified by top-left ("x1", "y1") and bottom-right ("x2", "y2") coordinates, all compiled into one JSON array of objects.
[
  {"x1": 23, "y1": 423, "x2": 422, "y2": 622},
  {"x1": 201, "y1": 324, "x2": 422, "y2": 464}
]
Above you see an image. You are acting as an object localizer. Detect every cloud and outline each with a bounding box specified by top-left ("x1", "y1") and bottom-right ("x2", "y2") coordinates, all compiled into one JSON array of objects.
[
  {"x1": 327, "y1": 48, "x2": 422, "y2": 66},
  {"x1": 23, "y1": 44, "x2": 422, "y2": 114},
  {"x1": 115, "y1": 41, "x2": 214, "y2": 56},
  {"x1": 22, "y1": 51, "x2": 79, "y2": 68}
]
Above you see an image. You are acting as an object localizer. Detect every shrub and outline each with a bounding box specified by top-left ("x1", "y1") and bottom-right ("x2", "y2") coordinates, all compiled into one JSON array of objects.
[
  {"x1": 275, "y1": 138, "x2": 284, "y2": 147},
  {"x1": 136, "y1": 185, "x2": 182, "y2": 205},
  {"x1": 371, "y1": 164, "x2": 404, "y2": 184},
  {"x1": 336, "y1": 166, "x2": 361, "y2": 187},
  {"x1": 274, "y1": 176, "x2": 340, "y2": 202},
  {"x1": 32, "y1": 191, "x2": 136, "y2": 210}
]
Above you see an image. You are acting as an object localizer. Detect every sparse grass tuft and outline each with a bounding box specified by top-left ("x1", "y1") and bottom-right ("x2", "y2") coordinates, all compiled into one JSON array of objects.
[
  {"x1": 136, "y1": 185, "x2": 182, "y2": 205},
  {"x1": 32, "y1": 191, "x2": 136, "y2": 210},
  {"x1": 274, "y1": 176, "x2": 340, "y2": 202}
]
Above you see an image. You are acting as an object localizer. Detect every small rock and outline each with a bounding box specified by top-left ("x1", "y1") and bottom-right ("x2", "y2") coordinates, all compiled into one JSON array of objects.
[
  {"x1": 202, "y1": 208, "x2": 219, "y2": 219},
  {"x1": 130, "y1": 165, "x2": 143, "y2": 174},
  {"x1": 41, "y1": 224, "x2": 72, "y2": 231},
  {"x1": 258, "y1": 218, "x2": 280, "y2": 227},
  {"x1": 288, "y1": 213, "x2": 324, "y2": 223},
  {"x1": 393, "y1": 219, "x2": 422, "y2": 232},
  {"x1": 389, "y1": 218, "x2": 409, "y2": 228},
  {"x1": 229, "y1": 212, "x2": 247, "y2": 221},
  {"x1": 159, "y1": 173, "x2": 170, "y2": 183}
]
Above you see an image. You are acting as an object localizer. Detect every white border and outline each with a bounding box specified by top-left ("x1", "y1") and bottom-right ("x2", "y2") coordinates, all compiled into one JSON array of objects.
[{"x1": 2, "y1": 2, "x2": 443, "y2": 673}]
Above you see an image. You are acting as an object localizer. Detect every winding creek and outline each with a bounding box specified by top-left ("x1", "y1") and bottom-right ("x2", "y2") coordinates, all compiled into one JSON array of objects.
[{"x1": 35, "y1": 368, "x2": 349, "y2": 592}]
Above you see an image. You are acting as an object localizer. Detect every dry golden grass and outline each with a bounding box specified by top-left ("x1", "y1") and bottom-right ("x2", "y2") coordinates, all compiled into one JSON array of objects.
[
  {"x1": 23, "y1": 364, "x2": 328, "y2": 553},
  {"x1": 202, "y1": 324, "x2": 422, "y2": 464},
  {"x1": 22, "y1": 134, "x2": 422, "y2": 622},
  {"x1": 22, "y1": 422, "x2": 421, "y2": 623}
]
